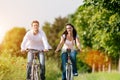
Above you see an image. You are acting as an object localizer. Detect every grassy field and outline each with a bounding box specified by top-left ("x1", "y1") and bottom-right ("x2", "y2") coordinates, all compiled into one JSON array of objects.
[
  {"x1": 0, "y1": 53, "x2": 120, "y2": 80},
  {"x1": 74, "y1": 72, "x2": 120, "y2": 80}
]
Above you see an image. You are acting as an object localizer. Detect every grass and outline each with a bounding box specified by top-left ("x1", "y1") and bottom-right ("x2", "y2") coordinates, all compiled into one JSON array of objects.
[
  {"x1": 74, "y1": 72, "x2": 120, "y2": 80},
  {"x1": 0, "y1": 53, "x2": 120, "y2": 80},
  {"x1": 0, "y1": 53, "x2": 26, "y2": 80},
  {"x1": 46, "y1": 58, "x2": 61, "y2": 80}
]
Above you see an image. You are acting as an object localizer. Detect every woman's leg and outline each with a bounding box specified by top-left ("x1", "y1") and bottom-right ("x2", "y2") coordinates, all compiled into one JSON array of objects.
[
  {"x1": 61, "y1": 53, "x2": 68, "y2": 80},
  {"x1": 27, "y1": 52, "x2": 33, "y2": 79},
  {"x1": 70, "y1": 50, "x2": 78, "y2": 76},
  {"x1": 38, "y1": 52, "x2": 45, "y2": 80}
]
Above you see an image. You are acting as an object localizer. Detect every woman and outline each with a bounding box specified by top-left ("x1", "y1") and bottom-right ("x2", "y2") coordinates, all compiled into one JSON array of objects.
[
  {"x1": 55, "y1": 23, "x2": 82, "y2": 80},
  {"x1": 21, "y1": 20, "x2": 51, "y2": 80}
]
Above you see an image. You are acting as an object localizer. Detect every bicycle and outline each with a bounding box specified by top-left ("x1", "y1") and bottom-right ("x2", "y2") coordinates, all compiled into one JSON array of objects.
[
  {"x1": 66, "y1": 49, "x2": 73, "y2": 80},
  {"x1": 26, "y1": 49, "x2": 43, "y2": 80}
]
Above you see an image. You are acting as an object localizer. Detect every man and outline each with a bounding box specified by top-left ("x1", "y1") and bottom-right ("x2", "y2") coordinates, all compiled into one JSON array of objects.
[{"x1": 21, "y1": 20, "x2": 51, "y2": 80}]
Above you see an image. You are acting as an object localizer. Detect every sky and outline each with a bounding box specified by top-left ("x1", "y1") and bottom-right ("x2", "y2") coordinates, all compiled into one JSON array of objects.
[{"x1": 0, "y1": 0, "x2": 83, "y2": 43}]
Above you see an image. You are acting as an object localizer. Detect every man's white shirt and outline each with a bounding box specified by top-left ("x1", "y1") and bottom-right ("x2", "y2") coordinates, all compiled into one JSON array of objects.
[{"x1": 21, "y1": 29, "x2": 52, "y2": 51}]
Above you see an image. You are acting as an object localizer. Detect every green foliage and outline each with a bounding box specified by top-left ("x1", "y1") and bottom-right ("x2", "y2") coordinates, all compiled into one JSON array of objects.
[
  {"x1": 77, "y1": 48, "x2": 92, "y2": 73},
  {"x1": 1, "y1": 51, "x2": 120, "y2": 80},
  {"x1": 71, "y1": 0, "x2": 120, "y2": 59},
  {"x1": 1, "y1": 1, "x2": 120, "y2": 79},
  {"x1": 0, "y1": 51, "x2": 62, "y2": 80},
  {"x1": 42, "y1": 16, "x2": 68, "y2": 59},
  {"x1": 84, "y1": 0, "x2": 120, "y2": 13},
  {"x1": 0, "y1": 51, "x2": 26, "y2": 80},
  {"x1": 69, "y1": 5, "x2": 99, "y2": 47},
  {"x1": 0, "y1": 51, "x2": 81, "y2": 80},
  {"x1": 77, "y1": 59, "x2": 92, "y2": 73},
  {"x1": 46, "y1": 59, "x2": 61, "y2": 80}
]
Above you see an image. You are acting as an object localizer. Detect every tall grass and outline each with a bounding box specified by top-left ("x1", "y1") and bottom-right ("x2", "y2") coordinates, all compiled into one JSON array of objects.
[
  {"x1": 75, "y1": 72, "x2": 120, "y2": 80},
  {"x1": 0, "y1": 52, "x2": 26, "y2": 80},
  {"x1": 0, "y1": 52, "x2": 120, "y2": 80},
  {"x1": 46, "y1": 58, "x2": 61, "y2": 80},
  {"x1": 0, "y1": 52, "x2": 62, "y2": 80}
]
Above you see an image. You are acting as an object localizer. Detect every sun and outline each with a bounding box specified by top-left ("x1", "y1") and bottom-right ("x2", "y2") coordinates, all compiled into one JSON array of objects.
[{"x1": 0, "y1": 26, "x2": 8, "y2": 43}]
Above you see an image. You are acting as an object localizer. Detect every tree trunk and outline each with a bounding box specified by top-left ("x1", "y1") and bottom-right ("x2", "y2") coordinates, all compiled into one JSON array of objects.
[
  {"x1": 92, "y1": 63, "x2": 95, "y2": 73},
  {"x1": 98, "y1": 64, "x2": 101, "y2": 72},
  {"x1": 118, "y1": 57, "x2": 120, "y2": 72},
  {"x1": 108, "y1": 62, "x2": 111, "y2": 73},
  {"x1": 102, "y1": 64, "x2": 105, "y2": 72}
]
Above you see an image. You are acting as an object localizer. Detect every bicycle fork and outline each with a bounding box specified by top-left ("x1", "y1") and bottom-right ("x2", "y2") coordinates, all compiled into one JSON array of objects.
[
  {"x1": 66, "y1": 55, "x2": 73, "y2": 80},
  {"x1": 31, "y1": 59, "x2": 40, "y2": 80}
]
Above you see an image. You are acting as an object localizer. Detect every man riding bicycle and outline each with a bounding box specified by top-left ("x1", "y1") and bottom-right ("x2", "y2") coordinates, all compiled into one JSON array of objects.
[
  {"x1": 55, "y1": 23, "x2": 82, "y2": 80},
  {"x1": 21, "y1": 20, "x2": 52, "y2": 80}
]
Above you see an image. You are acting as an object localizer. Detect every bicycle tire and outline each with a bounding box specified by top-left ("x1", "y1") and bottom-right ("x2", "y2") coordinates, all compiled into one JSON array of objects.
[
  {"x1": 31, "y1": 65, "x2": 34, "y2": 80},
  {"x1": 33, "y1": 64, "x2": 40, "y2": 80},
  {"x1": 70, "y1": 65, "x2": 73, "y2": 80},
  {"x1": 66, "y1": 64, "x2": 73, "y2": 80}
]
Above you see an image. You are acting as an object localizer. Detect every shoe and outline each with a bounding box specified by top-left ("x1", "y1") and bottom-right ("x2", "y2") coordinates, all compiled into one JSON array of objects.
[{"x1": 73, "y1": 73, "x2": 78, "y2": 76}]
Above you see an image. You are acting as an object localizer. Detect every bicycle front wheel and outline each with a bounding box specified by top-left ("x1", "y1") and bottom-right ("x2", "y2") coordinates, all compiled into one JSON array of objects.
[
  {"x1": 66, "y1": 64, "x2": 73, "y2": 80},
  {"x1": 34, "y1": 65, "x2": 40, "y2": 80}
]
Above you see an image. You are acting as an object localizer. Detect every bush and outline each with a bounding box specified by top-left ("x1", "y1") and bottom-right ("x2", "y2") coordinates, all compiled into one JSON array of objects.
[{"x1": 77, "y1": 59, "x2": 92, "y2": 73}]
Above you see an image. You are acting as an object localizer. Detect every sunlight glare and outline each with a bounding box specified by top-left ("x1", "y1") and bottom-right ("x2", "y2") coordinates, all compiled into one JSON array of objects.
[{"x1": 0, "y1": 25, "x2": 8, "y2": 43}]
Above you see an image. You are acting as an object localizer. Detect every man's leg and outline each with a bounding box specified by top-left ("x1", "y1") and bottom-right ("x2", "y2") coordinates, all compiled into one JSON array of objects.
[
  {"x1": 27, "y1": 52, "x2": 33, "y2": 79},
  {"x1": 39, "y1": 52, "x2": 45, "y2": 80}
]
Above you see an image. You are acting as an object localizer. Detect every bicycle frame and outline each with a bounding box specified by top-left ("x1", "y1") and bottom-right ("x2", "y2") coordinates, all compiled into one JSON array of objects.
[
  {"x1": 27, "y1": 49, "x2": 43, "y2": 80},
  {"x1": 66, "y1": 49, "x2": 73, "y2": 80}
]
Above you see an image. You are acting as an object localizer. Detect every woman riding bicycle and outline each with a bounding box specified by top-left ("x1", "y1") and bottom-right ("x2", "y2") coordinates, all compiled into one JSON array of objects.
[
  {"x1": 21, "y1": 20, "x2": 51, "y2": 80},
  {"x1": 55, "y1": 23, "x2": 82, "y2": 80}
]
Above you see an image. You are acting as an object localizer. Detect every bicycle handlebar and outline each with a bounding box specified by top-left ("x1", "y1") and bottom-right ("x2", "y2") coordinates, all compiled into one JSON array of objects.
[{"x1": 26, "y1": 49, "x2": 43, "y2": 53}]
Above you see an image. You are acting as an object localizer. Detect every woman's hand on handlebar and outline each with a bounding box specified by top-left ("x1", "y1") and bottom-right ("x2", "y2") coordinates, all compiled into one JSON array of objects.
[
  {"x1": 43, "y1": 49, "x2": 49, "y2": 52},
  {"x1": 55, "y1": 50, "x2": 58, "y2": 53},
  {"x1": 77, "y1": 49, "x2": 82, "y2": 53},
  {"x1": 55, "y1": 49, "x2": 60, "y2": 53}
]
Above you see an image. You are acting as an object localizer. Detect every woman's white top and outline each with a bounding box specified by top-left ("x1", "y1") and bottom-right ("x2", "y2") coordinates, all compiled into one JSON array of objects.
[
  {"x1": 61, "y1": 34, "x2": 77, "y2": 52},
  {"x1": 21, "y1": 29, "x2": 52, "y2": 51}
]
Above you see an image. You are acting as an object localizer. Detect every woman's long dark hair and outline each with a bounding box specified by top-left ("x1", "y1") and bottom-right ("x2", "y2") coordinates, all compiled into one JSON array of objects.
[{"x1": 62, "y1": 23, "x2": 77, "y2": 41}]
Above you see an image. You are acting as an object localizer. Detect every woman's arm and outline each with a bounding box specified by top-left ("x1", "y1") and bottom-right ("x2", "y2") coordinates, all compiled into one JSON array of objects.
[
  {"x1": 76, "y1": 37, "x2": 82, "y2": 51},
  {"x1": 55, "y1": 36, "x2": 65, "y2": 53}
]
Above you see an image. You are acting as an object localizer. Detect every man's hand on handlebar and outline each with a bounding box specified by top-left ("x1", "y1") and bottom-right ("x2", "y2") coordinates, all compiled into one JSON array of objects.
[{"x1": 21, "y1": 50, "x2": 26, "y2": 54}]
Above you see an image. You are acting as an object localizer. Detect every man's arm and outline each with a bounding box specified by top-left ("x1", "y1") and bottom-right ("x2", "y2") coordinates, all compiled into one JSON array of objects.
[
  {"x1": 21, "y1": 33, "x2": 29, "y2": 52},
  {"x1": 41, "y1": 30, "x2": 52, "y2": 50}
]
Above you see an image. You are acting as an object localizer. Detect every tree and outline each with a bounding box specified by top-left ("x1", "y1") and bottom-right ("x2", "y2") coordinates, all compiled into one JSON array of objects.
[
  {"x1": 71, "y1": 0, "x2": 120, "y2": 60},
  {"x1": 84, "y1": 0, "x2": 120, "y2": 14},
  {"x1": 68, "y1": 0, "x2": 120, "y2": 72},
  {"x1": 1, "y1": 27, "x2": 26, "y2": 56},
  {"x1": 42, "y1": 16, "x2": 68, "y2": 59}
]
